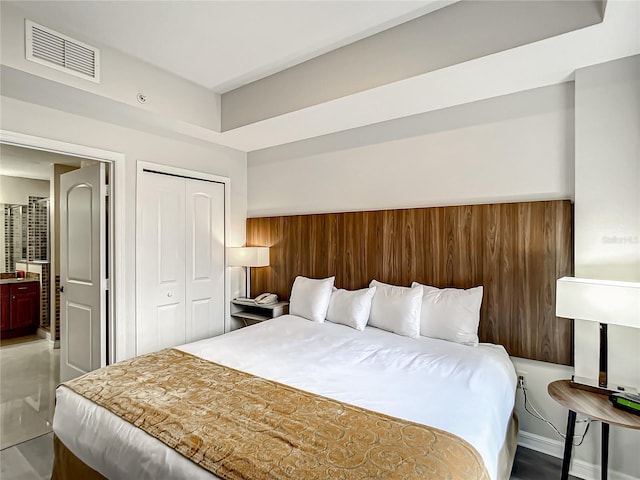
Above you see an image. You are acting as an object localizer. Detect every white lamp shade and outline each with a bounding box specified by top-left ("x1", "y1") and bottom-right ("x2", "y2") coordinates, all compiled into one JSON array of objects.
[
  {"x1": 228, "y1": 247, "x2": 269, "y2": 267},
  {"x1": 556, "y1": 277, "x2": 640, "y2": 329}
]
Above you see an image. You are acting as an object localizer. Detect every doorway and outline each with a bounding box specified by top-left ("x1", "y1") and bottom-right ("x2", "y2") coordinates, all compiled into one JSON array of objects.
[{"x1": 0, "y1": 136, "x2": 117, "y2": 450}]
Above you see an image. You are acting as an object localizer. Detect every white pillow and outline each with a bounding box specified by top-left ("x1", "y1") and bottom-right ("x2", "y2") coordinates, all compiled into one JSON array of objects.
[
  {"x1": 368, "y1": 280, "x2": 422, "y2": 338},
  {"x1": 289, "y1": 276, "x2": 335, "y2": 322},
  {"x1": 412, "y1": 282, "x2": 483, "y2": 346},
  {"x1": 326, "y1": 287, "x2": 377, "y2": 331}
]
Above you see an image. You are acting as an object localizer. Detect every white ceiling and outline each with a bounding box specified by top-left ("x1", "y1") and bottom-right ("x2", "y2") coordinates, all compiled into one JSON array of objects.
[
  {"x1": 13, "y1": 0, "x2": 448, "y2": 93},
  {"x1": 3, "y1": 0, "x2": 639, "y2": 152}
]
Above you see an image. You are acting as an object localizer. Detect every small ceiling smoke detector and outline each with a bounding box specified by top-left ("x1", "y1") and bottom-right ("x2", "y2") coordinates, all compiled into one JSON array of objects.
[{"x1": 137, "y1": 93, "x2": 147, "y2": 104}]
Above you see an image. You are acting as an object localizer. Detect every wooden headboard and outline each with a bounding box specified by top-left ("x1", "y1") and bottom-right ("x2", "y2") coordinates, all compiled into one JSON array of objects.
[{"x1": 247, "y1": 200, "x2": 573, "y2": 365}]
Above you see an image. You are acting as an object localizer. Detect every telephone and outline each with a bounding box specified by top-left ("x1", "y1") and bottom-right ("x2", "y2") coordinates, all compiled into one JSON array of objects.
[{"x1": 254, "y1": 293, "x2": 278, "y2": 305}]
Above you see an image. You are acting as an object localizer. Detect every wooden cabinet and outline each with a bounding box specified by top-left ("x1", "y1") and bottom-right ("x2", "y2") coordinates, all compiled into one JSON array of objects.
[
  {"x1": 0, "y1": 281, "x2": 40, "y2": 338},
  {"x1": 0, "y1": 285, "x2": 9, "y2": 332}
]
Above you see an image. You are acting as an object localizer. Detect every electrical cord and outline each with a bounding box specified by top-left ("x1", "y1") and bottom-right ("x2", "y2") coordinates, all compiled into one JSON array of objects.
[{"x1": 522, "y1": 385, "x2": 592, "y2": 446}]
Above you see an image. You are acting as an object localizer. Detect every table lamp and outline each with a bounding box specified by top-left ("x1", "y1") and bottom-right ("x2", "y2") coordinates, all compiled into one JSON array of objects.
[
  {"x1": 556, "y1": 276, "x2": 640, "y2": 395},
  {"x1": 228, "y1": 247, "x2": 269, "y2": 299}
]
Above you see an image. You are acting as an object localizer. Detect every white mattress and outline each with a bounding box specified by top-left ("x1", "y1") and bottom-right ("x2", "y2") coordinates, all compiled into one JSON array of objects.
[{"x1": 54, "y1": 315, "x2": 517, "y2": 480}]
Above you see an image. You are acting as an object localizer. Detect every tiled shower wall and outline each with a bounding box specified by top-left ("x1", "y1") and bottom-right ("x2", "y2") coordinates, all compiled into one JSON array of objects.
[
  {"x1": 3, "y1": 205, "x2": 13, "y2": 272},
  {"x1": 28, "y1": 197, "x2": 50, "y2": 332},
  {"x1": 28, "y1": 196, "x2": 48, "y2": 262}
]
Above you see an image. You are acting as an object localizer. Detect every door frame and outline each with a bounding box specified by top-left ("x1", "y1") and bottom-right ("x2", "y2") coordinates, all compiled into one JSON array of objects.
[
  {"x1": 0, "y1": 130, "x2": 124, "y2": 364},
  {"x1": 135, "y1": 161, "x2": 230, "y2": 354}
]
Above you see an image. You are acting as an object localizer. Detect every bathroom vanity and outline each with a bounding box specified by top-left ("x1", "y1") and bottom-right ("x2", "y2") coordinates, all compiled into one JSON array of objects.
[{"x1": 0, "y1": 278, "x2": 40, "y2": 338}]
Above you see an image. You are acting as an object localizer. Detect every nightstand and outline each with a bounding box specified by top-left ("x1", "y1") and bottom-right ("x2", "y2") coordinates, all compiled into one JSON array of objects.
[
  {"x1": 548, "y1": 379, "x2": 640, "y2": 480},
  {"x1": 231, "y1": 299, "x2": 289, "y2": 326}
]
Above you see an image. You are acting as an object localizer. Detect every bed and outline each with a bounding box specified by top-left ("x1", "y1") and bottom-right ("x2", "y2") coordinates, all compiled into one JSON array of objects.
[{"x1": 53, "y1": 314, "x2": 518, "y2": 480}]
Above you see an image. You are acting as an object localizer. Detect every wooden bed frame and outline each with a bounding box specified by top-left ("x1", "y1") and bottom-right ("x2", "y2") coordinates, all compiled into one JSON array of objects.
[{"x1": 247, "y1": 200, "x2": 573, "y2": 365}]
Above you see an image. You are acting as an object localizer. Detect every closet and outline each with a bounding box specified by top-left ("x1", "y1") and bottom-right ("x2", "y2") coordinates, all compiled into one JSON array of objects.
[{"x1": 136, "y1": 166, "x2": 225, "y2": 355}]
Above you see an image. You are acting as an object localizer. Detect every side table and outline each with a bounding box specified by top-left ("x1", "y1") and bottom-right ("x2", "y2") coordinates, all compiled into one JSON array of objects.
[
  {"x1": 231, "y1": 299, "x2": 289, "y2": 326},
  {"x1": 548, "y1": 379, "x2": 640, "y2": 480}
]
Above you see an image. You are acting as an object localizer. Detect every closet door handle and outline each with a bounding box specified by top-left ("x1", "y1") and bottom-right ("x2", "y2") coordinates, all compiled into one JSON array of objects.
[{"x1": 17, "y1": 286, "x2": 28, "y2": 290}]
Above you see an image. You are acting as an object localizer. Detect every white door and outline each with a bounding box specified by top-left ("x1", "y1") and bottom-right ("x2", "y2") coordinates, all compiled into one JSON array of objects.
[
  {"x1": 185, "y1": 180, "x2": 225, "y2": 341},
  {"x1": 137, "y1": 169, "x2": 225, "y2": 355},
  {"x1": 60, "y1": 163, "x2": 107, "y2": 381},
  {"x1": 137, "y1": 172, "x2": 186, "y2": 355}
]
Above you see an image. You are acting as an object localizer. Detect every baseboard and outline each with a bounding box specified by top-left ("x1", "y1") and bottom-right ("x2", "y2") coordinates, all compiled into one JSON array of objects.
[
  {"x1": 518, "y1": 430, "x2": 562, "y2": 458},
  {"x1": 36, "y1": 328, "x2": 60, "y2": 348},
  {"x1": 518, "y1": 431, "x2": 636, "y2": 480},
  {"x1": 36, "y1": 327, "x2": 51, "y2": 341}
]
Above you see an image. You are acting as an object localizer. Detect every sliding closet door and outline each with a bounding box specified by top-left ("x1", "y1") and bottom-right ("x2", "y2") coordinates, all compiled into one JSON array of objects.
[
  {"x1": 185, "y1": 179, "x2": 225, "y2": 342},
  {"x1": 137, "y1": 171, "x2": 187, "y2": 355}
]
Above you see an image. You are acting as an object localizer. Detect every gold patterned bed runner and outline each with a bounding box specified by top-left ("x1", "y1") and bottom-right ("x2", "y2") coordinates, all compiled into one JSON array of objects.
[{"x1": 63, "y1": 348, "x2": 489, "y2": 480}]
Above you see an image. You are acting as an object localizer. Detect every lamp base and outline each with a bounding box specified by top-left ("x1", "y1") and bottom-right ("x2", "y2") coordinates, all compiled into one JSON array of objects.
[{"x1": 570, "y1": 375, "x2": 638, "y2": 396}]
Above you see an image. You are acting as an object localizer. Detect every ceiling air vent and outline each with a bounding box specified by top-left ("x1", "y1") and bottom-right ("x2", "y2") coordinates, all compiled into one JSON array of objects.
[{"x1": 25, "y1": 20, "x2": 100, "y2": 83}]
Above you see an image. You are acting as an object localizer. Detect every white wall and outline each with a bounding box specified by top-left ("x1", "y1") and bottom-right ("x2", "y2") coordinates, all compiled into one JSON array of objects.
[
  {"x1": 0, "y1": 175, "x2": 49, "y2": 205},
  {"x1": 575, "y1": 56, "x2": 640, "y2": 284},
  {"x1": 574, "y1": 54, "x2": 640, "y2": 389},
  {"x1": 1, "y1": 95, "x2": 247, "y2": 362},
  {"x1": 247, "y1": 80, "x2": 638, "y2": 479},
  {"x1": 572, "y1": 55, "x2": 640, "y2": 479},
  {"x1": 248, "y1": 83, "x2": 574, "y2": 217},
  {"x1": 1, "y1": 2, "x2": 220, "y2": 133}
]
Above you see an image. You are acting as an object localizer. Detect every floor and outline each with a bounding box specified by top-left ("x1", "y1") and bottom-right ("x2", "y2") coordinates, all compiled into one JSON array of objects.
[
  {"x1": 0, "y1": 432, "x2": 53, "y2": 480},
  {"x1": 510, "y1": 445, "x2": 579, "y2": 480},
  {"x1": 0, "y1": 336, "x2": 59, "y2": 450}
]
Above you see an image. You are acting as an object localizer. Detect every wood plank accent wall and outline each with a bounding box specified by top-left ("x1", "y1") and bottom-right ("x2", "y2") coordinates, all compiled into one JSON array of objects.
[{"x1": 247, "y1": 200, "x2": 573, "y2": 365}]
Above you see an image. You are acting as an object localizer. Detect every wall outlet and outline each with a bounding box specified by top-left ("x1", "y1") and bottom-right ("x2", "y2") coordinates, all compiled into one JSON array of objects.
[{"x1": 518, "y1": 375, "x2": 526, "y2": 389}]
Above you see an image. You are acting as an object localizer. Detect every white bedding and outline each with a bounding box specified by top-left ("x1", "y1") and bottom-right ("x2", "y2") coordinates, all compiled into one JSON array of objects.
[{"x1": 54, "y1": 315, "x2": 517, "y2": 480}]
